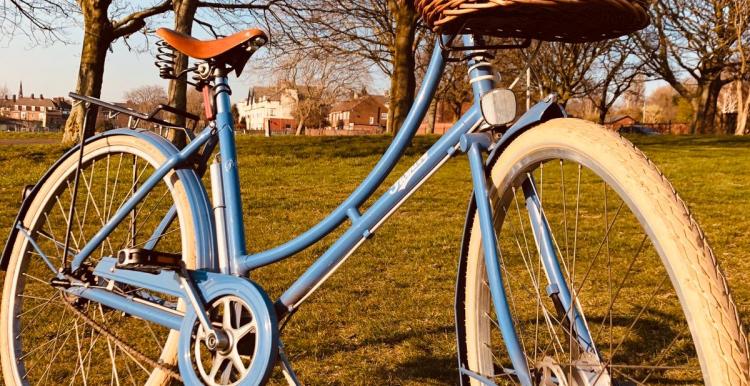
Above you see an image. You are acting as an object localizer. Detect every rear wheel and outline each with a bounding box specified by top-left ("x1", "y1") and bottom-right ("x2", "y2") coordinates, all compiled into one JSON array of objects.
[
  {"x1": 461, "y1": 119, "x2": 749, "y2": 385},
  {"x1": 1, "y1": 134, "x2": 201, "y2": 385}
]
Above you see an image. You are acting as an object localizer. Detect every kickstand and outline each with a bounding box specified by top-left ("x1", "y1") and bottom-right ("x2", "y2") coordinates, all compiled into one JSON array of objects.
[{"x1": 278, "y1": 341, "x2": 301, "y2": 386}]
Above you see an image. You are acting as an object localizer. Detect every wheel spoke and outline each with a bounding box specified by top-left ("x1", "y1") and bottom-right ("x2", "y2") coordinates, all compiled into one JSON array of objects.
[
  {"x1": 467, "y1": 150, "x2": 716, "y2": 386},
  {"x1": 8, "y1": 148, "x2": 184, "y2": 385}
]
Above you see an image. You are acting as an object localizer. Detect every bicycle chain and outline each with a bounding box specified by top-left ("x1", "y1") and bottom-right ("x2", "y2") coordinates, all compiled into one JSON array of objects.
[{"x1": 62, "y1": 296, "x2": 183, "y2": 382}]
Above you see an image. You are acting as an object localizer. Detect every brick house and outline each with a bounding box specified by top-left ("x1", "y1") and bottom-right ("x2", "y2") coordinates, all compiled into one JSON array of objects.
[
  {"x1": 604, "y1": 115, "x2": 637, "y2": 131},
  {"x1": 0, "y1": 87, "x2": 70, "y2": 131},
  {"x1": 328, "y1": 95, "x2": 387, "y2": 131},
  {"x1": 235, "y1": 85, "x2": 298, "y2": 134},
  {"x1": 417, "y1": 99, "x2": 472, "y2": 135}
]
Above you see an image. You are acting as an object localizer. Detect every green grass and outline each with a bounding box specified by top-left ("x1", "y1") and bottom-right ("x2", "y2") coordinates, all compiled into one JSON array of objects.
[{"x1": 0, "y1": 132, "x2": 748, "y2": 384}]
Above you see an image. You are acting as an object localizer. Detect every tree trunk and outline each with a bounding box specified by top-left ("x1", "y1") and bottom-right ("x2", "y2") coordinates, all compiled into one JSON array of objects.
[
  {"x1": 736, "y1": 82, "x2": 750, "y2": 135},
  {"x1": 597, "y1": 90, "x2": 609, "y2": 124},
  {"x1": 385, "y1": 1, "x2": 417, "y2": 134},
  {"x1": 426, "y1": 99, "x2": 437, "y2": 134},
  {"x1": 166, "y1": 0, "x2": 198, "y2": 147},
  {"x1": 62, "y1": 1, "x2": 113, "y2": 146},
  {"x1": 295, "y1": 119, "x2": 305, "y2": 136},
  {"x1": 690, "y1": 78, "x2": 723, "y2": 134},
  {"x1": 452, "y1": 102, "x2": 462, "y2": 120}
]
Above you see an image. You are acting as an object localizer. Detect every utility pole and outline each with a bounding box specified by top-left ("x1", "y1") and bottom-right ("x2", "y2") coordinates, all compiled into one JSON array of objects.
[{"x1": 526, "y1": 68, "x2": 531, "y2": 111}]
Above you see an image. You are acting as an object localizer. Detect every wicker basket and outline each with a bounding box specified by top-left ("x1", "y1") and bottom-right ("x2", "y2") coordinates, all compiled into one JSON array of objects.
[{"x1": 413, "y1": 0, "x2": 650, "y2": 43}]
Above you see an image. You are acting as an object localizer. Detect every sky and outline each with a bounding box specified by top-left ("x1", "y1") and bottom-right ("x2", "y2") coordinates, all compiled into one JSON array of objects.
[
  {"x1": 0, "y1": 31, "x2": 266, "y2": 104},
  {"x1": 0, "y1": 8, "x2": 655, "y2": 107},
  {"x1": 0, "y1": 7, "x2": 389, "y2": 106}
]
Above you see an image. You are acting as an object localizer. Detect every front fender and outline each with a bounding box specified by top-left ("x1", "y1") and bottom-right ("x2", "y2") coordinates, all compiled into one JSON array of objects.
[
  {"x1": 0, "y1": 129, "x2": 216, "y2": 271},
  {"x1": 454, "y1": 100, "x2": 566, "y2": 384}
]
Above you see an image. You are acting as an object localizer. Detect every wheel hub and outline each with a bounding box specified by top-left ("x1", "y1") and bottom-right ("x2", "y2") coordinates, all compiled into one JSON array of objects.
[{"x1": 535, "y1": 353, "x2": 612, "y2": 386}]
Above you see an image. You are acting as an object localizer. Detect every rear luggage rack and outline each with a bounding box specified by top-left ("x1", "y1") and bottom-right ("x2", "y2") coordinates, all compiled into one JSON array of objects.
[{"x1": 68, "y1": 92, "x2": 200, "y2": 135}]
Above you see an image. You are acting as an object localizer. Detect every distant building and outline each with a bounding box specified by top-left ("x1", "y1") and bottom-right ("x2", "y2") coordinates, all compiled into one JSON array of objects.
[
  {"x1": 417, "y1": 99, "x2": 471, "y2": 135},
  {"x1": 0, "y1": 117, "x2": 25, "y2": 131},
  {"x1": 94, "y1": 101, "x2": 142, "y2": 130},
  {"x1": 605, "y1": 115, "x2": 637, "y2": 131},
  {"x1": 0, "y1": 82, "x2": 70, "y2": 131},
  {"x1": 328, "y1": 94, "x2": 387, "y2": 131},
  {"x1": 235, "y1": 85, "x2": 299, "y2": 134}
]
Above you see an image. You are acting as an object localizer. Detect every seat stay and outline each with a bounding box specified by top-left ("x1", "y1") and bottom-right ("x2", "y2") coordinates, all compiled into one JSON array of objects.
[{"x1": 70, "y1": 128, "x2": 215, "y2": 272}]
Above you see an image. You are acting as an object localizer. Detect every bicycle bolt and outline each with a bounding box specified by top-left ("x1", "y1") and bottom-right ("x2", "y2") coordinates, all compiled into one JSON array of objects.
[{"x1": 206, "y1": 333, "x2": 218, "y2": 350}]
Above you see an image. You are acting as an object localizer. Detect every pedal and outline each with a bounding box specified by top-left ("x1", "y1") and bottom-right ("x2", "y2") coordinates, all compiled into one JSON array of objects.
[{"x1": 116, "y1": 248, "x2": 182, "y2": 273}]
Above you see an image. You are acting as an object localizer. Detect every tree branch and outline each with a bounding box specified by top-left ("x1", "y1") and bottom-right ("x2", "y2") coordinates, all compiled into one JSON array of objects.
[{"x1": 111, "y1": 0, "x2": 172, "y2": 38}]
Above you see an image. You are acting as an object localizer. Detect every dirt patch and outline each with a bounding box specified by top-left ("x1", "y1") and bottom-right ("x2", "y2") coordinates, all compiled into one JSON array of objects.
[{"x1": 0, "y1": 138, "x2": 59, "y2": 146}]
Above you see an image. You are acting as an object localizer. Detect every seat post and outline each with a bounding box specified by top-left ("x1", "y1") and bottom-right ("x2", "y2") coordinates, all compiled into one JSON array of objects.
[{"x1": 213, "y1": 75, "x2": 247, "y2": 270}]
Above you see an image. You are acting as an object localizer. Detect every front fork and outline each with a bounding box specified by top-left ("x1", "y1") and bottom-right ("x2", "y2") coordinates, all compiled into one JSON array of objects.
[{"x1": 462, "y1": 133, "x2": 596, "y2": 386}]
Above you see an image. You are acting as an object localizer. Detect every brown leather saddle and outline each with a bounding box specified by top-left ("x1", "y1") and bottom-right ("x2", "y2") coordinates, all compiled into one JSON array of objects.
[{"x1": 156, "y1": 28, "x2": 267, "y2": 75}]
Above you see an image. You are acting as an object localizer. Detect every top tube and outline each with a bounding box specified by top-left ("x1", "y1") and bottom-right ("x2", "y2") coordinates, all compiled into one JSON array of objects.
[{"x1": 238, "y1": 37, "x2": 451, "y2": 271}]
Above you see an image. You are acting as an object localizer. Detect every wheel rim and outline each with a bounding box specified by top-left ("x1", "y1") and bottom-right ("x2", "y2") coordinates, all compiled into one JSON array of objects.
[
  {"x1": 469, "y1": 155, "x2": 703, "y2": 385},
  {"x1": 4, "y1": 142, "x2": 190, "y2": 385}
]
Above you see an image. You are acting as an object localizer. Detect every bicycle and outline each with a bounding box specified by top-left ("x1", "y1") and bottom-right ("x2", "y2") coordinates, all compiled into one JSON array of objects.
[{"x1": 1, "y1": 0, "x2": 748, "y2": 385}]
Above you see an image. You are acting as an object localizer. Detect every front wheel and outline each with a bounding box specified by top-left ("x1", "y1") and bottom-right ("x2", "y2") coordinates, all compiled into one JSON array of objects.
[{"x1": 460, "y1": 119, "x2": 749, "y2": 385}]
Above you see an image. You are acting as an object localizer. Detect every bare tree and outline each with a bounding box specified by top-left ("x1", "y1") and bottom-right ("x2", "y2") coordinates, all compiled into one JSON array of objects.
[
  {"x1": 438, "y1": 62, "x2": 472, "y2": 120},
  {"x1": 164, "y1": 0, "x2": 199, "y2": 147},
  {"x1": 529, "y1": 41, "x2": 609, "y2": 107},
  {"x1": 0, "y1": 0, "x2": 75, "y2": 43},
  {"x1": 124, "y1": 84, "x2": 168, "y2": 112},
  {"x1": 61, "y1": 0, "x2": 280, "y2": 145},
  {"x1": 165, "y1": 0, "x2": 277, "y2": 146},
  {"x1": 275, "y1": 49, "x2": 371, "y2": 135},
  {"x1": 273, "y1": 0, "x2": 423, "y2": 134},
  {"x1": 731, "y1": 0, "x2": 750, "y2": 135},
  {"x1": 620, "y1": 74, "x2": 647, "y2": 122},
  {"x1": 636, "y1": 0, "x2": 740, "y2": 133},
  {"x1": 588, "y1": 38, "x2": 643, "y2": 124},
  {"x1": 62, "y1": 1, "x2": 174, "y2": 145}
]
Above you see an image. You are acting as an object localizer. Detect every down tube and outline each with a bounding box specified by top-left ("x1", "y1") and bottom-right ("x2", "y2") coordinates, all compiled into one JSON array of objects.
[{"x1": 279, "y1": 106, "x2": 482, "y2": 311}]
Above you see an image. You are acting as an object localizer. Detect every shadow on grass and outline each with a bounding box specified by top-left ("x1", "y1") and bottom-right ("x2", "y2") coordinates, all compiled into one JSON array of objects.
[
  {"x1": 236, "y1": 135, "x2": 439, "y2": 159},
  {"x1": 385, "y1": 353, "x2": 458, "y2": 383},
  {"x1": 630, "y1": 135, "x2": 750, "y2": 148}
]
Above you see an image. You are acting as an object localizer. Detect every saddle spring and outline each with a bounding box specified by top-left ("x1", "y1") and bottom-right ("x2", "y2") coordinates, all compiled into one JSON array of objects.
[{"x1": 155, "y1": 40, "x2": 177, "y2": 79}]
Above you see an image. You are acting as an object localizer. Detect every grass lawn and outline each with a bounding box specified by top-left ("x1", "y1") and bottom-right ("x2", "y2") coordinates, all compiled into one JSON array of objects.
[{"x1": 0, "y1": 131, "x2": 748, "y2": 384}]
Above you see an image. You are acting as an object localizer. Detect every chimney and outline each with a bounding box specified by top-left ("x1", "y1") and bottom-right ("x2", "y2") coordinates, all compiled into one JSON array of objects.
[
  {"x1": 30, "y1": 93, "x2": 35, "y2": 99},
  {"x1": 40, "y1": 94, "x2": 44, "y2": 99},
  {"x1": 12, "y1": 95, "x2": 16, "y2": 102}
]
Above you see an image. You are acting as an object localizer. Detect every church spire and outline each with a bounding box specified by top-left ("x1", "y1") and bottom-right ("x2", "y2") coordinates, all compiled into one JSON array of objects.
[{"x1": 18, "y1": 81, "x2": 23, "y2": 98}]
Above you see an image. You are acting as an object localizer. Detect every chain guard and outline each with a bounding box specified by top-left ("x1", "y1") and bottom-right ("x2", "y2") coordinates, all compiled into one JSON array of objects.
[{"x1": 178, "y1": 272, "x2": 278, "y2": 385}]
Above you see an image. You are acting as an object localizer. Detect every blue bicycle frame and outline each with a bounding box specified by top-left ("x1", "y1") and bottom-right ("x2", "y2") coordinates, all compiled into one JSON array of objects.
[{"x1": 55, "y1": 34, "x2": 594, "y2": 385}]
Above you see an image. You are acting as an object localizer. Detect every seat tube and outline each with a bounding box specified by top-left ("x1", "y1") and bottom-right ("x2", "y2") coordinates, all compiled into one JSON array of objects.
[
  {"x1": 462, "y1": 133, "x2": 532, "y2": 386},
  {"x1": 214, "y1": 76, "x2": 247, "y2": 267}
]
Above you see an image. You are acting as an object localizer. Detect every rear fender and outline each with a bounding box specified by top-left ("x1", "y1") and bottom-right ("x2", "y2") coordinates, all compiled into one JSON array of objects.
[
  {"x1": 455, "y1": 100, "x2": 566, "y2": 383},
  {"x1": 0, "y1": 129, "x2": 216, "y2": 271}
]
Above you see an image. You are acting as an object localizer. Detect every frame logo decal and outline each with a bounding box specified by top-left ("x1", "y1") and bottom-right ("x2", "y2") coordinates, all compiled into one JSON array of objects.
[{"x1": 389, "y1": 152, "x2": 429, "y2": 194}]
